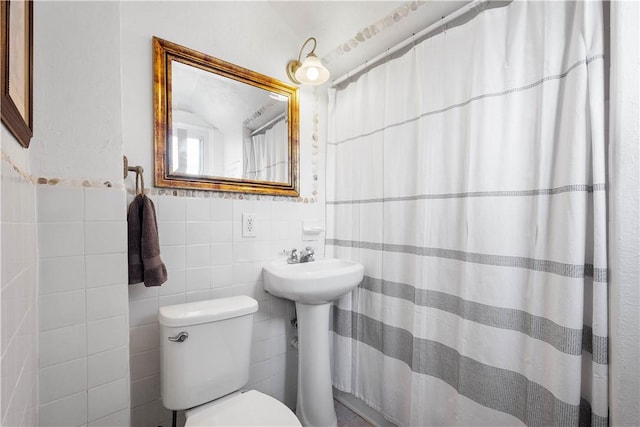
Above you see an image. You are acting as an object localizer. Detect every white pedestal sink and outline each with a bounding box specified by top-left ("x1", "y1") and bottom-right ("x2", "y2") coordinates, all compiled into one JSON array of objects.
[{"x1": 263, "y1": 258, "x2": 364, "y2": 427}]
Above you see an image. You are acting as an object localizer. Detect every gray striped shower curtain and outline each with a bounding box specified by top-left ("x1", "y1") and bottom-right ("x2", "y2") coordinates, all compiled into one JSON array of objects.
[{"x1": 326, "y1": 1, "x2": 607, "y2": 426}]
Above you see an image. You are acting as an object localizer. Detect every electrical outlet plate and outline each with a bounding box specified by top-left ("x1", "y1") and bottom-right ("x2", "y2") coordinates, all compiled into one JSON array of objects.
[{"x1": 242, "y1": 213, "x2": 257, "y2": 237}]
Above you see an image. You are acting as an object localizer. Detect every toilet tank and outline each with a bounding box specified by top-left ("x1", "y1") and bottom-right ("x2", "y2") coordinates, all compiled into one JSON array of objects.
[{"x1": 158, "y1": 296, "x2": 258, "y2": 410}]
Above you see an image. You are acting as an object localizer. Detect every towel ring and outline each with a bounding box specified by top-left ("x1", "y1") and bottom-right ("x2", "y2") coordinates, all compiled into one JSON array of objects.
[
  {"x1": 134, "y1": 169, "x2": 144, "y2": 195},
  {"x1": 123, "y1": 155, "x2": 145, "y2": 195}
]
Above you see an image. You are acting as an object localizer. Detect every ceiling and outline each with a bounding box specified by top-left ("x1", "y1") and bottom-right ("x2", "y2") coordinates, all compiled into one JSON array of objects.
[
  {"x1": 267, "y1": 1, "x2": 471, "y2": 81},
  {"x1": 171, "y1": 1, "x2": 473, "y2": 140}
]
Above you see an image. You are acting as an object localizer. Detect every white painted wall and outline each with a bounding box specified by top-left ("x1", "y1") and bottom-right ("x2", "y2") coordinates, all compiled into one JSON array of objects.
[
  {"x1": 29, "y1": 2, "x2": 124, "y2": 184},
  {"x1": 608, "y1": 2, "x2": 640, "y2": 425}
]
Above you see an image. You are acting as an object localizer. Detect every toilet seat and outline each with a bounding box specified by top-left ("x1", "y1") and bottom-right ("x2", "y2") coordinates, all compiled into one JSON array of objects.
[{"x1": 185, "y1": 390, "x2": 301, "y2": 426}]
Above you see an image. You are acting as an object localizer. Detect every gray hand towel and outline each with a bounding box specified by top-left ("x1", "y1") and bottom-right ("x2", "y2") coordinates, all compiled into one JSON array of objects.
[{"x1": 127, "y1": 194, "x2": 167, "y2": 287}]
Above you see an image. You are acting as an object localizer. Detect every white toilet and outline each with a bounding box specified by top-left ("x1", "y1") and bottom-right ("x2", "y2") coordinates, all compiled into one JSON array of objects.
[{"x1": 158, "y1": 296, "x2": 301, "y2": 427}]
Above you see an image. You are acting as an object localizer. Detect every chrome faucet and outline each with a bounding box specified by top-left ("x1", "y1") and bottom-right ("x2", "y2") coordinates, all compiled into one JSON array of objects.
[
  {"x1": 299, "y1": 247, "x2": 315, "y2": 263},
  {"x1": 286, "y1": 247, "x2": 315, "y2": 263}
]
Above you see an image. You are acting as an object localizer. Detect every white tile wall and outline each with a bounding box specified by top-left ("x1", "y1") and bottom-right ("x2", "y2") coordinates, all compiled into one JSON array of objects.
[
  {"x1": 37, "y1": 186, "x2": 130, "y2": 426},
  {"x1": 128, "y1": 194, "x2": 324, "y2": 426},
  {"x1": 38, "y1": 222, "x2": 84, "y2": 258},
  {"x1": 39, "y1": 392, "x2": 87, "y2": 427},
  {"x1": 87, "y1": 284, "x2": 128, "y2": 321},
  {"x1": 87, "y1": 316, "x2": 128, "y2": 355},
  {"x1": 88, "y1": 347, "x2": 129, "y2": 388},
  {"x1": 39, "y1": 290, "x2": 86, "y2": 331},
  {"x1": 87, "y1": 407, "x2": 129, "y2": 427},
  {"x1": 39, "y1": 358, "x2": 87, "y2": 404},
  {"x1": 39, "y1": 256, "x2": 85, "y2": 294},
  {"x1": 1, "y1": 160, "x2": 38, "y2": 427},
  {"x1": 88, "y1": 378, "x2": 129, "y2": 421},
  {"x1": 85, "y1": 253, "x2": 127, "y2": 288},
  {"x1": 39, "y1": 325, "x2": 87, "y2": 368}
]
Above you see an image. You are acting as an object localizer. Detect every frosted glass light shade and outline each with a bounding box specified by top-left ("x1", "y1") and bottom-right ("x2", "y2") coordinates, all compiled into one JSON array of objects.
[{"x1": 294, "y1": 54, "x2": 330, "y2": 85}]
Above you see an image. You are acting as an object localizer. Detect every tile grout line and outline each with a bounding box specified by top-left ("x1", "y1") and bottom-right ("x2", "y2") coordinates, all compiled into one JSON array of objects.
[{"x1": 83, "y1": 188, "x2": 90, "y2": 426}]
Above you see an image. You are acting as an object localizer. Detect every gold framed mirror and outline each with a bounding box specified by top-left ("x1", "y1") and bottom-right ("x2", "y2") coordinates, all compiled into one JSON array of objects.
[{"x1": 153, "y1": 37, "x2": 299, "y2": 196}]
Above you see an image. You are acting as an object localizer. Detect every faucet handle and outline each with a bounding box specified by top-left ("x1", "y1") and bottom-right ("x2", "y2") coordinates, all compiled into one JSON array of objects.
[
  {"x1": 287, "y1": 248, "x2": 299, "y2": 264},
  {"x1": 302, "y1": 247, "x2": 315, "y2": 262}
]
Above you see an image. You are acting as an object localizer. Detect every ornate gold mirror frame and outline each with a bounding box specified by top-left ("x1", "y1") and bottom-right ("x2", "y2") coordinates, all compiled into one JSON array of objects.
[{"x1": 153, "y1": 37, "x2": 300, "y2": 196}]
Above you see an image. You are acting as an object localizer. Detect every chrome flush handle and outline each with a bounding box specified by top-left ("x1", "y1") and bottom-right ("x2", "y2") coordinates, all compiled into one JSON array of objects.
[{"x1": 168, "y1": 331, "x2": 189, "y2": 342}]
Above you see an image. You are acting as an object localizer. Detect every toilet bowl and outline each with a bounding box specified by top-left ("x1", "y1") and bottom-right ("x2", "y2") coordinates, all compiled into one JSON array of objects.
[
  {"x1": 184, "y1": 390, "x2": 300, "y2": 426},
  {"x1": 158, "y1": 296, "x2": 301, "y2": 427}
]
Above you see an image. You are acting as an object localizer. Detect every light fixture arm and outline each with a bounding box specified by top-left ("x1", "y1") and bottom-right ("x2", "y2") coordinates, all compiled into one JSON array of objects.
[{"x1": 297, "y1": 37, "x2": 317, "y2": 62}]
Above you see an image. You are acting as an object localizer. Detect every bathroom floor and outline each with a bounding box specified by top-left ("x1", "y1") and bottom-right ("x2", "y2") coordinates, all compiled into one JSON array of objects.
[{"x1": 335, "y1": 399, "x2": 373, "y2": 427}]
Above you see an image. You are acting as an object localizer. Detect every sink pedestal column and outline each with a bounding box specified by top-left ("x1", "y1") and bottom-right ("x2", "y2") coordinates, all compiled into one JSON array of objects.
[{"x1": 295, "y1": 302, "x2": 337, "y2": 427}]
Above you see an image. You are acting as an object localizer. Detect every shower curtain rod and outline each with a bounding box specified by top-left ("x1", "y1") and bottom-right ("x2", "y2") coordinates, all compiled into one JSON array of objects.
[
  {"x1": 330, "y1": 0, "x2": 491, "y2": 88},
  {"x1": 250, "y1": 113, "x2": 286, "y2": 136}
]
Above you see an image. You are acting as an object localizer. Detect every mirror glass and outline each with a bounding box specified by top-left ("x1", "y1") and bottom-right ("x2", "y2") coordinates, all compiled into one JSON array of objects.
[{"x1": 154, "y1": 37, "x2": 299, "y2": 196}]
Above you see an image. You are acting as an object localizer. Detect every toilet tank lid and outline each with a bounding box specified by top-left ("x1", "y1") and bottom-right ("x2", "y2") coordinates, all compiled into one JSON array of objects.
[{"x1": 158, "y1": 296, "x2": 258, "y2": 327}]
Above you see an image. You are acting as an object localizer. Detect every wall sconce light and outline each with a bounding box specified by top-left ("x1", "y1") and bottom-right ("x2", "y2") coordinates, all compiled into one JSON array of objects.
[{"x1": 286, "y1": 37, "x2": 330, "y2": 86}]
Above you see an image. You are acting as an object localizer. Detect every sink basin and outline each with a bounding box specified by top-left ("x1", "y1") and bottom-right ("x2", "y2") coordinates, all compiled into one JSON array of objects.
[{"x1": 263, "y1": 258, "x2": 364, "y2": 304}]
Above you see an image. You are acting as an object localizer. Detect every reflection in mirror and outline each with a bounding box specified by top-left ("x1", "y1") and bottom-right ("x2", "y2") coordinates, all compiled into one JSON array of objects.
[
  {"x1": 171, "y1": 62, "x2": 289, "y2": 182},
  {"x1": 154, "y1": 37, "x2": 299, "y2": 196}
]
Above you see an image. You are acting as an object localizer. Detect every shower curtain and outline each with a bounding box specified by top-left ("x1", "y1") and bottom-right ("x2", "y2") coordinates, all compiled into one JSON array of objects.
[
  {"x1": 243, "y1": 118, "x2": 288, "y2": 182},
  {"x1": 327, "y1": 2, "x2": 608, "y2": 426}
]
